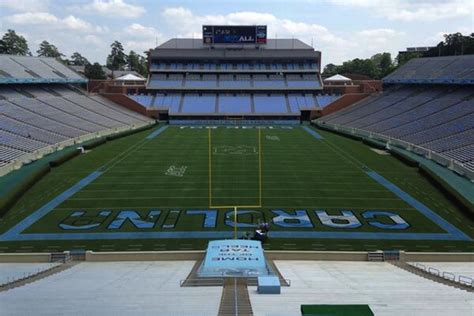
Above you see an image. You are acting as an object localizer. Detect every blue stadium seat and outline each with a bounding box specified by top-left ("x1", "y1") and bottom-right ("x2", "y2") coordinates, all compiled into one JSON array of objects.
[
  {"x1": 219, "y1": 94, "x2": 252, "y2": 113},
  {"x1": 254, "y1": 94, "x2": 288, "y2": 113},
  {"x1": 181, "y1": 94, "x2": 216, "y2": 113}
]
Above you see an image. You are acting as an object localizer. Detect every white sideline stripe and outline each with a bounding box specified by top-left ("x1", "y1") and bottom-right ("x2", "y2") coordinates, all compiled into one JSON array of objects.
[{"x1": 79, "y1": 188, "x2": 389, "y2": 193}]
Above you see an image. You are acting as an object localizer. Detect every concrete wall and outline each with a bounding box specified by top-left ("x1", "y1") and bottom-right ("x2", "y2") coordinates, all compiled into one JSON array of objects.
[
  {"x1": 320, "y1": 93, "x2": 370, "y2": 116},
  {"x1": 102, "y1": 93, "x2": 149, "y2": 116},
  {"x1": 1, "y1": 251, "x2": 472, "y2": 262},
  {"x1": 0, "y1": 253, "x2": 51, "y2": 263},
  {"x1": 403, "y1": 252, "x2": 474, "y2": 262},
  {"x1": 265, "y1": 251, "x2": 368, "y2": 261},
  {"x1": 84, "y1": 251, "x2": 205, "y2": 261}
]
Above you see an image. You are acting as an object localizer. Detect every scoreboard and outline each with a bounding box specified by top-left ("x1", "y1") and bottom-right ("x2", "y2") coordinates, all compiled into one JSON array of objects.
[{"x1": 203, "y1": 25, "x2": 267, "y2": 44}]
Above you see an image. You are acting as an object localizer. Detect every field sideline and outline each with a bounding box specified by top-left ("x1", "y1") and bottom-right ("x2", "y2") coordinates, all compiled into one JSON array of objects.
[{"x1": 0, "y1": 125, "x2": 472, "y2": 253}]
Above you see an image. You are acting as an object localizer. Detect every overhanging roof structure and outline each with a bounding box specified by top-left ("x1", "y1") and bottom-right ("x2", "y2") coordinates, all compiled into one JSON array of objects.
[
  {"x1": 150, "y1": 38, "x2": 320, "y2": 60},
  {"x1": 324, "y1": 74, "x2": 352, "y2": 82},
  {"x1": 0, "y1": 55, "x2": 86, "y2": 84},
  {"x1": 383, "y1": 55, "x2": 474, "y2": 85}
]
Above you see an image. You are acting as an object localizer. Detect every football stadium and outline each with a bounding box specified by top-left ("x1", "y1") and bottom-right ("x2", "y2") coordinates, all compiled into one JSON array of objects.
[{"x1": 0, "y1": 10, "x2": 473, "y2": 316}]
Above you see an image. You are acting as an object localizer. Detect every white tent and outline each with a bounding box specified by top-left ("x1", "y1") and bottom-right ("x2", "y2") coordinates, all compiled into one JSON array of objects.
[
  {"x1": 324, "y1": 74, "x2": 352, "y2": 82},
  {"x1": 115, "y1": 73, "x2": 145, "y2": 81}
]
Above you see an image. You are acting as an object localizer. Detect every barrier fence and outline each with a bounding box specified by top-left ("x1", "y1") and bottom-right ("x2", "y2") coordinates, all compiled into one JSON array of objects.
[
  {"x1": 0, "y1": 121, "x2": 155, "y2": 177},
  {"x1": 410, "y1": 262, "x2": 474, "y2": 287}
]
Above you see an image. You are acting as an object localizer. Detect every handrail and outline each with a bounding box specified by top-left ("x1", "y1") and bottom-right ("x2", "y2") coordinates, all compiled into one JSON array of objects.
[
  {"x1": 0, "y1": 262, "x2": 62, "y2": 287},
  {"x1": 428, "y1": 267, "x2": 440, "y2": 276},
  {"x1": 409, "y1": 262, "x2": 474, "y2": 288},
  {"x1": 180, "y1": 278, "x2": 225, "y2": 287},
  {"x1": 442, "y1": 271, "x2": 455, "y2": 281},
  {"x1": 459, "y1": 275, "x2": 473, "y2": 287},
  {"x1": 0, "y1": 121, "x2": 154, "y2": 177},
  {"x1": 414, "y1": 263, "x2": 427, "y2": 271}
]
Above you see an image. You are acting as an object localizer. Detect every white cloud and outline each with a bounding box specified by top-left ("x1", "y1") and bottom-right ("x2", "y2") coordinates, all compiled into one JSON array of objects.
[
  {"x1": 62, "y1": 16, "x2": 91, "y2": 31},
  {"x1": 6, "y1": 12, "x2": 58, "y2": 25},
  {"x1": 161, "y1": 7, "x2": 348, "y2": 47},
  {"x1": 5, "y1": 12, "x2": 107, "y2": 33},
  {"x1": 123, "y1": 24, "x2": 164, "y2": 53},
  {"x1": 72, "y1": 0, "x2": 145, "y2": 19},
  {"x1": 0, "y1": 0, "x2": 50, "y2": 12},
  {"x1": 84, "y1": 34, "x2": 105, "y2": 47},
  {"x1": 326, "y1": 0, "x2": 474, "y2": 21},
  {"x1": 161, "y1": 7, "x2": 353, "y2": 64},
  {"x1": 124, "y1": 40, "x2": 155, "y2": 53},
  {"x1": 354, "y1": 28, "x2": 405, "y2": 56},
  {"x1": 124, "y1": 23, "x2": 158, "y2": 38}
]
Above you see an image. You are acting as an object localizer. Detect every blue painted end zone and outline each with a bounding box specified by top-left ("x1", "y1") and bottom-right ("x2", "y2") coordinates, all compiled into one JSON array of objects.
[
  {"x1": 303, "y1": 126, "x2": 323, "y2": 140},
  {"x1": 366, "y1": 171, "x2": 471, "y2": 241},
  {"x1": 146, "y1": 125, "x2": 168, "y2": 140},
  {"x1": 0, "y1": 171, "x2": 103, "y2": 241}
]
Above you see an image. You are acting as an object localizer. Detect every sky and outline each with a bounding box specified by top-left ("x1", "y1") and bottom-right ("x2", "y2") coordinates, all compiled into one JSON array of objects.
[{"x1": 1, "y1": 0, "x2": 473, "y2": 67}]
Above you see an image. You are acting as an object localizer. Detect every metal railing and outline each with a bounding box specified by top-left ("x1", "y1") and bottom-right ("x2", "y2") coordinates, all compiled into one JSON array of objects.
[
  {"x1": 411, "y1": 262, "x2": 474, "y2": 287},
  {"x1": 180, "y1": 278, "x2": 225, "y2": 287},
  {"x1": 0, "y1": 262, "x2": 63, "y2": 288},
  {"x1": 314, "y1": 122, "x2": 474, "y2": 181}
]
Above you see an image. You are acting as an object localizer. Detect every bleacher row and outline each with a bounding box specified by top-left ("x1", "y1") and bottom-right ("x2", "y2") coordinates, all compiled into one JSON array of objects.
[
  {"x1": 319, "y1": 85, "x2": 474, "y2": 170},
  {"x1": 128, "y1": 93, "x2": 339, "y2": 114},
  {"x1": 151, "y1": 62, "x2": 318, "y2": 71},
  {"x1": 147, "y1": 74, "x2": 321, "y2": 89},
  {"x1": 0, "y1": 85, "x2": 152, "y2": 167},
  {"x1": 383, "y1": 55, "x2": 474, "y2": 84}
]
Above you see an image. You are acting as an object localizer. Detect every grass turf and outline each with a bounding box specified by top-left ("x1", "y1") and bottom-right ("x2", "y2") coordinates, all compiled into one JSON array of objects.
[{"x1": 0, "y1": 125, "x2": 472, "y2": 252}]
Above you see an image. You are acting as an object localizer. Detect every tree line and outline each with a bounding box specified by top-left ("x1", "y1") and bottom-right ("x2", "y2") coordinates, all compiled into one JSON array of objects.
[
  {"x1": 0, "y1": 29, "x2": 148, "y2": 79},
  {"x1": 324, "y1": 32, "x2": 474, "y2": 79},
  {"x1": 1, "y1": 29, "x2": 472, "y2": 81}
]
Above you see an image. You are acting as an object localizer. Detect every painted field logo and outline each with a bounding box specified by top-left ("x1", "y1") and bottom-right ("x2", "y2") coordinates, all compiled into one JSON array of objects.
[
  {"x1": 213, "y1": 146, "x2": 258, "y2": 155},
  {"x1": 266, "y1": 135, "x2": 280, "y2": 141},
  {"x1": 165, "y1": 165, "x2": 187, "y2": 177}
]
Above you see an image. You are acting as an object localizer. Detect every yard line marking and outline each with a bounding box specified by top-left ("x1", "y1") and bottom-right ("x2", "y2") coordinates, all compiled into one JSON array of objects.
[
  {"x1": 209, "y1": 127, "x2": 263, "y2": 209},
  {"x1": 302, "y1": 126, "x2": 324, "y2": 140},
  {"x1": 145, "y1": 125, "x2": 168, "y2": 140}
]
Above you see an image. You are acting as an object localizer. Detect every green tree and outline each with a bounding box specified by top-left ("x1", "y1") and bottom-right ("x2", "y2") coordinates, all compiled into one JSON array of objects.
[
  {"x1": 106, "y1": 40, "x2": 127, "y2": 71},
  {"x1": 37, "y1": 40, "x2": 64, "y2": 58},
  {"x1": 339, "y1": 58, "x2": 379, "y2": 78},
  {"x1": 0, "y1": 29, "x2": 30, "y2": 55},
  {"x1": 84, "y1": 62, "x2": 106, "y2": 79},
  {"x1": 127, "y1": 50, "x2": 148, "y2": 77},
  {"x1": 395, "y1": 51, "x2": 422, "y2": 66},
  {"x1": 322, "y1": 63, "x2": 340, "y2": 76},
  {"x1": 371, "y1": 52, "x2": 394, "y2": 78},
  {"x1": 70, "y1": 52, "x2": 90, "y2": 66}
]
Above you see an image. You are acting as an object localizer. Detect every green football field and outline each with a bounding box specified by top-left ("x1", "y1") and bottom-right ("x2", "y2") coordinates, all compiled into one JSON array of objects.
[{"x1": 0, "y1": 125, "x2": 472, "y2": 253}]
